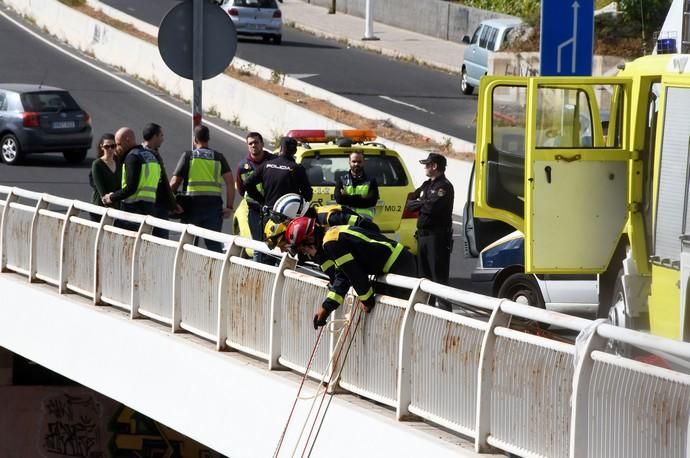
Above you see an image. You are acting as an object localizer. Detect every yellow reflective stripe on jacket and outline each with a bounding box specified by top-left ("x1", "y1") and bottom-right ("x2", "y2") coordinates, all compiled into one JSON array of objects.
[
  {"x1": 327, "y1": 290, "x2": 344, "y2": 305},
  {"x1": 334, "y1": 253, "x2": 354, "y2": 267},
  {"x1": 340, "y1": 227, "x2": 403, "y2": 273},
  {"x1": 359, "y1": 287, "x2": 374, "y2": 301},
  {"x1": 382, "y1": 242, "x2": 404, "y2": 273},
  {"x1": 186, "y1": 154, "x2": 222, "y2": 196},
  {"x1": 320, "y1": 259, "x2": 335, "y2": 272}
]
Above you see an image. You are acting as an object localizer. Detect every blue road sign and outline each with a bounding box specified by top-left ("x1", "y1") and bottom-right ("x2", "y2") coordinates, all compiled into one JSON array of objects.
[{"x1": 540, "y1": 0, "x2": 594, "y2": 76}]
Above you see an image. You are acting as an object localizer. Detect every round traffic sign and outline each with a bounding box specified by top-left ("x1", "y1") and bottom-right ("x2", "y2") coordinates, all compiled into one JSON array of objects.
[{"x1": 158, "y1": 1, "x2": 237, "y2": 80}]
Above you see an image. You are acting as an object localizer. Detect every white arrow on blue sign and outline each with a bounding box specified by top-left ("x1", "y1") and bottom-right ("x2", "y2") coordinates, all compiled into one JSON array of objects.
[{"x1": 540, "y1": 0, "x2": 594, "y2": 76}]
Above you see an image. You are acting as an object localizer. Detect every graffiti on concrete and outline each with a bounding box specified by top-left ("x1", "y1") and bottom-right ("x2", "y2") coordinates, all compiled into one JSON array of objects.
[{"x1": 42, "y1": 394, "x2": 103, "y2": 457}]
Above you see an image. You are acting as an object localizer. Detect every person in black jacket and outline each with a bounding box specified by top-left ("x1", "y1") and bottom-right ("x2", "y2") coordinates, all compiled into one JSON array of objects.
[
  {"x1": 405, "y1": 152, "x2": 455, "y2": 311},
  {"x1": 244, "y1": 136, "x2": 313, "y2": 209},
  {"x1": 284, "y1": 216, "x2": 417, "y2": 329}
]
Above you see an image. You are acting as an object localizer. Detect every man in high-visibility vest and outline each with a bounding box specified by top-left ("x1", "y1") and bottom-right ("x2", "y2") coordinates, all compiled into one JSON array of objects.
[
  {"x1": 334, "y1": 151, "x2": 379, "y2": 220},
  {"x1": 103, "y1": 125, "x2": 161, "y2": 218},
  {"x1": 170, "y1": 125, "x2": 235, "y2": 252},
  {"x1": 284, "y1": 216, "x2": 417, "y2": 329}
]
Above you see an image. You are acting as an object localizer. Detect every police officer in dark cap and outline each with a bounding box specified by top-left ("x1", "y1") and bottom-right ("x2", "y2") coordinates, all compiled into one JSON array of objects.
[
  {"x1": 244, "y1": 136, "x2": 313, "y2": 210},
  {"x1": 405, "y1": 152, "x2": 455, "y2": 311}
]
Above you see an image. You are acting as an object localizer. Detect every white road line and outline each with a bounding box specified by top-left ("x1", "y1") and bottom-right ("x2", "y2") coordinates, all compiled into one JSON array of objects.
[
  {"x1": 0, "y1": 9, "x2": 245, "y2": 143},
  {"x1": 378, "y1": 95, "x2": 433, "y2": 114},
  {"x1": 287, "y1": 73, "x2": 319, "y2": 80}
]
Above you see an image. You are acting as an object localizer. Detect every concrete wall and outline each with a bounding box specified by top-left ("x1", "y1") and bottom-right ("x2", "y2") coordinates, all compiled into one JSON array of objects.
[
  {"x1": 304, "y1": 0, "x2": 517, "y2": 42},
  {"x1": 489, "y1": 52, "x2": 627, "y2": 77},
  {"x1": 0, "y1": 385, "x2": 222, "y2": 457}
]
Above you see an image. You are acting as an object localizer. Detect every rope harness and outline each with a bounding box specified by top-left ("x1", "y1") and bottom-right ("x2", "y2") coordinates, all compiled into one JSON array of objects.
[{"x1": 273, "y1": 302, "x2": 365, "y2": 458}]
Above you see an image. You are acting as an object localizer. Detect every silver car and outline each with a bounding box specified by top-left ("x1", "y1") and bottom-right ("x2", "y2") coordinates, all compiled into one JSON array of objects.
[
  {"x1": 0, "y1": 84, "x2": 92, "y2": 165},
  {"x1": 223, "y1": 0, "x2": 283, "y2": 45},
  {"x1": 460, "y1": 18, "x2": 522, "y2": 95}
]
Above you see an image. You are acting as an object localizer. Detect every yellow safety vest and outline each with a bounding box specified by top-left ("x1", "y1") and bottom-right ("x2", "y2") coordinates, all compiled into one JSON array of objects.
[
  {"x1": 185, "y1": 148, "x2": 222, "y2": 197},
  {"x1": 122, "y1": 149, "x2": 161, "y2": 204}
]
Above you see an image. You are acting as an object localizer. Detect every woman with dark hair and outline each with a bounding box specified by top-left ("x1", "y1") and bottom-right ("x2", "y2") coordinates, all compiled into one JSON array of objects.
[{"x1": 90, "y1": 133, "x2": 122, "y2": 216}]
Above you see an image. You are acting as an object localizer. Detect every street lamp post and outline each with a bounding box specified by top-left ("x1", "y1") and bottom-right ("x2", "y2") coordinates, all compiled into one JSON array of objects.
[{"x1": 362, "y1": 0, "x2": 379, "y2": 41}]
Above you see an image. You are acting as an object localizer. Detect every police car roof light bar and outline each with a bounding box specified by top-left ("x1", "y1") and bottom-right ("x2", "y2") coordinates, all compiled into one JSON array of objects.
[{"x1": 286, "y1": 129, "x2": 377, "y2": 143}]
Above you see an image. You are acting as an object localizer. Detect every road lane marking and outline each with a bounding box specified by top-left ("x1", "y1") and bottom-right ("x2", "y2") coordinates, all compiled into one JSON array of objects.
[
  {"x1": 287, "y1": 73, "x2": 318, "y2": 80},
  {"x1": 378, "y1": 96, "x2": 434, "y2": 114},
  {"x1": 0, "y1": 10, "x2": 246, "y2": 142}
]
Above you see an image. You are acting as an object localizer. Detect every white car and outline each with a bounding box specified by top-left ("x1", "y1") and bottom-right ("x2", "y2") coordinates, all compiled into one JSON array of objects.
[
  {"x1": 471, "y1": 231, "x2": 599, "y2": 315},
  {"x1": 460, "y1": 18, "x2": 522, "y2": 95},
  {"x1": 223, "y1": 0, "x2": 283, "y2": 45}
]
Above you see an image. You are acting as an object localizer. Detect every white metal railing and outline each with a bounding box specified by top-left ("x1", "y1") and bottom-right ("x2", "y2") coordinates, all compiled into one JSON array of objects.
[{"x1": 1, "y1": 186, "x2": 689, "y2": 458}]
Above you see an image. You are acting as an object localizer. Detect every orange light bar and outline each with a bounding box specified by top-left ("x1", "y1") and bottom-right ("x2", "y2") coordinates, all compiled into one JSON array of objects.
[{"x1": 286, "y1": 129, "x2": 377, "y2": 143}]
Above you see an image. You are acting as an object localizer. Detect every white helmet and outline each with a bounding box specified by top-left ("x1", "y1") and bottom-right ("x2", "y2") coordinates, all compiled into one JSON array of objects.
[{"x1": 273, "y1": 193, "x2": 308, "y2": 219}]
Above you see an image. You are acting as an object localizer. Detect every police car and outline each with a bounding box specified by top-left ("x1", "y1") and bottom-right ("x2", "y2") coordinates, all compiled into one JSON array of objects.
[
  {"x1": 471, "y1": 230, "x2": 598, "y2": 314},
  {"x1": 233, "y1": 129, "x2": 419, "y2": 253}
]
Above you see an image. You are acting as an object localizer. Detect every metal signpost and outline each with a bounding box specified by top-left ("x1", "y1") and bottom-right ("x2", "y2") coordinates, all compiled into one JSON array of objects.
[
  {"x1": 539, "y1": 0, "x2": 594, "y2": 76},
  {"x1": 158, "y1": 0, "x2": 237, "y2": 133}
]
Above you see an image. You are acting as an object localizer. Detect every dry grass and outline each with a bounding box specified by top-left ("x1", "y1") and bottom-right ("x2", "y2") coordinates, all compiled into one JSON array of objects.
[{"x1": 69, "y1": 4, "x2": 473, "y2": 159}]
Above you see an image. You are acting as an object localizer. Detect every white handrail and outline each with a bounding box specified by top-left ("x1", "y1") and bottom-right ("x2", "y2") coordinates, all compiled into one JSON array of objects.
[{"x1": 1, "y1": 186, "x2": 688, "y2": 458}]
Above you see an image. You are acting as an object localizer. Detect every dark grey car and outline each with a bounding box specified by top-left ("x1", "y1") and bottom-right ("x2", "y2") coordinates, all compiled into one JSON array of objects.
[{"x1": 0, "y1": 84, "x2": 93, "y2": 165}]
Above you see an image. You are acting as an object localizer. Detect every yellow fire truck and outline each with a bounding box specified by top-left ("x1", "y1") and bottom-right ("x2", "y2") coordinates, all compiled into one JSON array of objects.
[{"x1": 467, "y1": 53, "x2": 690, "y2": 341}]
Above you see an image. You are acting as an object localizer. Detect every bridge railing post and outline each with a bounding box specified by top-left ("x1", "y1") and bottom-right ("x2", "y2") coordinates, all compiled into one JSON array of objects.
[
  {"x1": 475, "y1": 299, "x2": 511, "y2": 453},
  {"x1": 217, "y1": 237, "x2": 242, "y2": 351},
  {"x1": 172, "y1": 227, "x2": 195, "y2": 333},
  {"x1": 28, "y1": 196, "x2": 48, "y2": 283},
  {"x1": 569, "y1": 319, "x2": 607, "y2": 458},
  {"x1": 396, "y1": 278, "x2": 429, "y2": 420},
  {"x1": 58, "y1": 202, "x2": 78, "y2": 295},
  {"x1": 0, "y1": 189, "x2": 16, "y2": 272},
  {"x1": 268, "y1": 253, "x2": 297, "y2": 370}
]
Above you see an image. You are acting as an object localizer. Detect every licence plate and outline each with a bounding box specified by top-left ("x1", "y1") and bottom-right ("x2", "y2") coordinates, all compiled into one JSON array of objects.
[
  {"x1": 52, "y1": 121, "x2": 75, "y2": 129},
  {"x1": 248, "y1": 23, "x2": 263, "y2": 30}
]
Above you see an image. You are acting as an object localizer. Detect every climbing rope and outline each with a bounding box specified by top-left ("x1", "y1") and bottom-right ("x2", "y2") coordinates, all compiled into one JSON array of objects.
[
  {"x1": 273, "y1": 325, "x2": 325, "y2": 458},
  {"x1": 302, "y1": 307, "x2": 365, "y2": 457},
  {"x1": 273, "y1": 303, "x2": 365, "y2": 458}
]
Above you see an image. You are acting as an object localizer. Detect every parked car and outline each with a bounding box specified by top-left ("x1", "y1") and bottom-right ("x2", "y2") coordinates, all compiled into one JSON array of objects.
[
  {"x1": 223, "y1": 0, "x2": 283, "y2": 45},
  {"x1": 470, "y1": 230, "x2": 599, "y2": 315},
  {"x1": 0, "y1": 84, "x2": 92, "y2": 165},
  {"x1": 234, "y1": 129, "x2": 419, "y2": 255},
  {"x1": 460, "y1": 18, "x2": 522, "y2": 95}
]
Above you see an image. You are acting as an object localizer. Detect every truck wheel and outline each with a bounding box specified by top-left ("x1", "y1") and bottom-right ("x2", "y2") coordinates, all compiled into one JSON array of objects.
[
  {"x1": 461, "y1": 69, "x2": 474, "y2": 95},
  {"x1": 497, "y1": 272, "x2": 549, "y2": 329}
]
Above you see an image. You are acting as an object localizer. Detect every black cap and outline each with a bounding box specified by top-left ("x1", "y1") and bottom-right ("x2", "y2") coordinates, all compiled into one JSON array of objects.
[
  {"x1": 419, "y1": 152, "x2": 447, "y2": 169},
  {"x1": 280, "y1": 137, "x2": 298, "y2": 155}
]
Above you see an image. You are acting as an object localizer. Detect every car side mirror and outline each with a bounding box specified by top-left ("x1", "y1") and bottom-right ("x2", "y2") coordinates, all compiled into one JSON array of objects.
[{"x1": 462, "y1": 36, "x2": 470, "y2": 44}]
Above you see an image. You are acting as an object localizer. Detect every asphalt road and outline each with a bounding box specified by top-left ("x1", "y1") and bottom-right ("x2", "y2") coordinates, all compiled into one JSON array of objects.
[
  {"x1": 0, "y1": 8, "x2": 479, "y2": 287},
  {"x1": 99, "y1": 0, "x2": 479, "y2": 141}
]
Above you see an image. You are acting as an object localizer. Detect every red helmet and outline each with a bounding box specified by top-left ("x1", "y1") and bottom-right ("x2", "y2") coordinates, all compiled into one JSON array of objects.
[{"x1": 285, "y1": 216, "x2": 316, "y2": 247}]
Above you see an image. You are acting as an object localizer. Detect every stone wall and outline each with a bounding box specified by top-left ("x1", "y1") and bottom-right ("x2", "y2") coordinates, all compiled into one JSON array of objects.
[{"x1": 302, "y1": 0, "x2": 517, "y2": 42}]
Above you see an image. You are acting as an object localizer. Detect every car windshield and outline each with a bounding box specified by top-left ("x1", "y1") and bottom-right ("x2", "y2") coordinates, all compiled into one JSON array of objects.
[
  {"x1": 301, "y1": 154, "x2": 408, "y2": 187},
  {"x1": 233, "y1": 0, "x2": 278, "y2": 8},
  {"x1": 20, "y1": 91, "x2": 80, "y2": 112}
]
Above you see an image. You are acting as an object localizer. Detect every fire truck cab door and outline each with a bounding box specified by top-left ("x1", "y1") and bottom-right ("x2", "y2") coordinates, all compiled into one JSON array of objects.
[{"x1": 524, "y1": 77, "x2": 633, "y2": 274}]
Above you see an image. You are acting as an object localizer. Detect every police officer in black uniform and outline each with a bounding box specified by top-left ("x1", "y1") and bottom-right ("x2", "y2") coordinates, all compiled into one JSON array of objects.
[
  {"x1": 244, "y1": 136, "x2": 313, "y2": 209},
  {"x1": 406, "y1": 152, "x2": 455, "y2": 311}
]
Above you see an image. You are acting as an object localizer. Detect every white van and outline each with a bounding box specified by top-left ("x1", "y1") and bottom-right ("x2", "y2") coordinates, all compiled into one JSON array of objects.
[{"x1": 460, "y1": 18, "x2": 522, "y2": 95}]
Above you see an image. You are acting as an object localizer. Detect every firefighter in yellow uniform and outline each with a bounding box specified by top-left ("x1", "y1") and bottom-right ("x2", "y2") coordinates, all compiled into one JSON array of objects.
[
  {"x1": 263, "y1": 199, "x2": 380, "y2": 252},
  {"x1": 284, "y1": 216, "x2": 416, "y2": 328}
]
